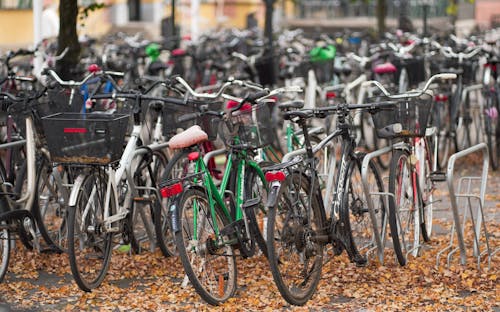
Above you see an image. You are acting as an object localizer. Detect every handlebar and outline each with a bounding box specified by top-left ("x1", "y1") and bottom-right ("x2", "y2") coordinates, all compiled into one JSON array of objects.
[
  {"x1": 0, "y1": 88, "x2": 46, "y2": 103},
  {"x1": 432, "y1": 41, "x2": 483, "y2": 60},
  {"x1": 362, "y1": 73, "x2": 457, "y2": 99},
  {"x1": 43, "y1": 68, "x2": 123, "y2": 89},
  {"x1": 175, "y1": 76, "x2": 263, "y2": 99}
]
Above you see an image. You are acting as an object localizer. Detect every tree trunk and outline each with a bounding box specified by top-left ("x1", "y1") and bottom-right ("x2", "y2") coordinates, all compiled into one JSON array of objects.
[
  {"x1": 263, "y1": 0, "x2": 277, "y2": 86},
  {"x1": 398, "y1": 0, "x2": 414, "y2": 32},
  {"x1": 376, "y1": 0, "x2": 387, "y2": 38},
  {"x1": 57, "y1": 0, "x2": 81, "y2": 80}
]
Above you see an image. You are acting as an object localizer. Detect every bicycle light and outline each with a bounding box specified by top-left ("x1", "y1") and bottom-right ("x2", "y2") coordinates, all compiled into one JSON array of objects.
[
  {"x1": 265, "y1": 171, "x2": 286, "y2": 182},
  {"x1": 160, "y1": 182, "x2": 183, "y2": 198}
]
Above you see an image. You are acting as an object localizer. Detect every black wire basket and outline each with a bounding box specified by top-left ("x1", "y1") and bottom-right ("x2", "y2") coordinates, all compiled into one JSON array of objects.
[
  {"x1": 162, "y1": 101, "x2": 222, "y2": 141},
  {"x1": 393, "y1": 57, "x2": 426, "y2": 87},
  {"x1": 41, "y1": 112, "x2": 129, "y2": 165},
  {"x1": 223, "y1": 101, "x2": 273, "y2": 149},
  {"x1": 370, "y1": 92, "x2": 433, "y2": 139}
]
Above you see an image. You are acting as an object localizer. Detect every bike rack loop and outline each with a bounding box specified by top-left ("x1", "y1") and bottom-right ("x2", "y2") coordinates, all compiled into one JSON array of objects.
[
  {"x1": 361, "y1": 145, "x2": 393, "y2": 264},
  {"x1": 437, "y1": 143, "x2": 492, "y2": 268}
]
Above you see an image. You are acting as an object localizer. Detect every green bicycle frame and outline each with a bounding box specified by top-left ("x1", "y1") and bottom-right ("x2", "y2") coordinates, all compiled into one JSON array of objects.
[{"x1": 190, "y1": 151, "x2": 266, "y2": 241}]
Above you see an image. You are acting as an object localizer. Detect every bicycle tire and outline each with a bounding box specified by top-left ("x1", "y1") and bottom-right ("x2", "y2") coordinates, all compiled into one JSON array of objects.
[
  {"x1": 32, "y1": 154, "x2": 68, "y2": 253},
  {"x1": 155, "y1": 149, "x2": 191, "y2": 257},
  {"x1": 67, "y1": 168, "x2": 114, "y2": 291},
  {"x1": 0, "y1": 222, "x2": 10, "y2": 283},
  {"x1": 484, "y1": 94, "x2": 499, "y2": 170},
  {"x1": 388, "y1": 149, "x2": 419, "y2": 266},
  {"x1": 340, "y1": 153, "x2": 385, "y2": 266},
  {"x1": 455, "y1": 91, "x2": 473, "y2": 151},
  {"x1": 416, "y1": 138, "x2": 433, "y2": 242},
  {"x1": 174, "y1": 187, "x2": 237, "y2": 305},
  {"x1": 244, "y1": 162, "x2": 271, "y2": 258},
  {"x1": 266, "y1": 171, "x2": 325, "y2": 306},
  {"x1": 129, "y1": 150, "x2": 168, "y2": 254},
  {"x1": 433, "y1": 97, "x2": 452, "y2": 169}
]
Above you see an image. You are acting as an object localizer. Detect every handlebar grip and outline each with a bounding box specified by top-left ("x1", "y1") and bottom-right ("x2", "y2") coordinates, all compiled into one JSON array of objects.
[
  {"x1": 436, "y1": 73, "x2": 457, "y2": 80},
  {"x1": 246, "y1": 90, "x2": 269, "y2": 103},
  {"x1": 178, "y1": 112, "x2": 200, "y2": 123}
]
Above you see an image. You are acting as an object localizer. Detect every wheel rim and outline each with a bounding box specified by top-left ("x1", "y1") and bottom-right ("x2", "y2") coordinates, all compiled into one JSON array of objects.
[
  {"x1": 269, "y1": 175, "x2": 323, "y2": 302},
  {"x1": 180, "y1": 193, "x2": 236, "y2": 302},
  {"x1": 69, "y1": 172, "x2": 112, "y2": 289},
  {"x1": 393, "y1": 155, "x2": 417, "y2": 258}
]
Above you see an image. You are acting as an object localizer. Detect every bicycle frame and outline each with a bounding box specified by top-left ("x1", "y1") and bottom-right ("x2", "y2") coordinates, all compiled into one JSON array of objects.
[
  {"x1": 68, "y1": 113, "x2": 167, "y2": 238},
  {"x1": 184, "y1": 148, "x2": 265, "y2": 242}
]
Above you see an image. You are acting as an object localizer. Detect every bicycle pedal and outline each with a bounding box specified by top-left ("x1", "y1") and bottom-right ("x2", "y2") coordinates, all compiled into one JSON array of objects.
[
  {"x1": 220, "y1": 219, "x2": 245, "y2": 237},
  {"x1": 242, "y1": 196, "x2": 261, "y2": 210},
  {"x1": 430, "y1": 171, "x2": 446, "y2": 182},
  {"x1": 40, "y1": 246, "x2": 62, "y2": 254},
  {"x1": 133, "y1": 196, "x2": 153, "y2": 203}
]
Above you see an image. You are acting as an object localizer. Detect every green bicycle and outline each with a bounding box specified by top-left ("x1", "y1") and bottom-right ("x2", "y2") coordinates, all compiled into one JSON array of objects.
[{"x1": 160, "y1": 87, "x2": 296, "y2": 305}]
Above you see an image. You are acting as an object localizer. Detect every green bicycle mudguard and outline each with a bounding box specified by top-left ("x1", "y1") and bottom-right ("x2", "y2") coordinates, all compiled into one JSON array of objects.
[
  {"x1": 309, "y1": 44, "x2": 336, "y2": 63},
  {"x1": 145, "y1": 43, "x2": 161, "y2": 62}
]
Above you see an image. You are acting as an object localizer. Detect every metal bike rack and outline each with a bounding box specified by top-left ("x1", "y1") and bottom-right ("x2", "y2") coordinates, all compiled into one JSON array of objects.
[
  {"x1": 361, "y1": 145, "x2": 393, "y2": 264},
  {"x1": 436, "y1": 143, "x2": 496, "y2": 269}
]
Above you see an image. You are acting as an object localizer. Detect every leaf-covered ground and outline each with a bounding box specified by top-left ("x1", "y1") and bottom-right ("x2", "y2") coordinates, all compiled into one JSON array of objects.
[{"x1": 0, "y1": 161, "x2": 498, "y2": 311}]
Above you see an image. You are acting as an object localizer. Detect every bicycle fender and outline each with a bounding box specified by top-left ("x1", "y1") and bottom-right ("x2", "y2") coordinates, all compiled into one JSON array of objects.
[
  {"x1": 67, "y1": 174, "x2": 86, "y2": 207},
  {"x1": 170, "y1": 185, "x2": 205, "y2": 234},
  {"x1": 265, "y1": 182, "x2": 282, "y2": 208}
]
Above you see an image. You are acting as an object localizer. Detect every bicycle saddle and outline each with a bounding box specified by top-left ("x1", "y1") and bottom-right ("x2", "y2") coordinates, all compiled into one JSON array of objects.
[
  {"x1": 278, "y1": 100, "x2": 304, "y2": 110},
  {"x1": 168, "y1": 125, "x2": 208, "y2": 149},
  {"x1": 373, "y1": 62, "x2": 397, "y2": 74},
  {"x1": 438, "y1": 67, "x2": 464, "y2": 75}
]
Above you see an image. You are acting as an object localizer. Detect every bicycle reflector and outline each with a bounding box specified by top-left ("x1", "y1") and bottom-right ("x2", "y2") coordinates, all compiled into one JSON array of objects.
[
  {"x1": 160, "y1": 182, "x2": 183, "y2": 198},
  {"x1": 265, "y1": 171, "x2": 286, "y2": 182},
  {"x1": 326, "y1": 91, "x2": 336, "y2": 99},
  {"x1": 434, "y1": 94, "x2": 448, "y2": 102}
]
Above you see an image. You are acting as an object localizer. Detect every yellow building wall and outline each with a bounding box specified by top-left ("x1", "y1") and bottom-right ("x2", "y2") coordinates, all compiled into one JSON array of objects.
[
  {"x1": 0, "y1": 10, "x2": 33, "y2": 48},
  {"x1": 79, "y1": 7, "x2": 113, "y2": 38}
]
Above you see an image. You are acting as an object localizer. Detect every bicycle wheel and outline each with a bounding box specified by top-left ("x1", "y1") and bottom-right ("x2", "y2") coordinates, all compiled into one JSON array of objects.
[
  {"x1": 455, "y1": 91, "x2": 473, "y2": 151},
  {"x1": 129, "y1": 150, "x2": 168, "y2": 254},
  {"x1": 483, "y1": 93, "x2": 499, "y2": 170},
  {"x1": 388, "y1": 149, "x2": 419, "y2": 266},
  {"x1": 174, "y1": 187, "x2": 237, "y2": 305},
  {"x1": 267, "y1": 171, "x2": 325, "y2": 306},
  {"x1": 340, "y1": 153, "x2": 386, "y2": 266},
  {"x1": 0, "y1": 221, "x2": 10, "y2": 283},
  {"x1": 244, "y1": 162, "x2": 270, "y2": 257},
  {"x1": 67, "y1": 168, "x2": 114, "y2": 291},
  {"x1": 416, "y1": 138, "x2": 433, "y2": 242},
  {"x1": 33, "y1": 154, "x2": 69, "y2": 252},
  {"x1": 432, "y1": 98, "x2": 452, "y2": 169},
  {"x1": 155, "y1": 149, "x2": 191, "y2": 257}
]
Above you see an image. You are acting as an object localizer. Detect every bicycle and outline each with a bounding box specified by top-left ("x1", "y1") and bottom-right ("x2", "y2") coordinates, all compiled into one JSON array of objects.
[
  {"x1": 161, "y1": 84, "x2": 300, "y2": 305},
  {"x1": 364, "y1": 73, "x2": 456, "y2": 266},
  {"x1": 41, "y1": 84, "x2": 194, "y2": 290},
  {"x1": 479, "y1": 46, "x2": 500, "y2": 170},
  {"x1": 263, "y1": 99, "x2": 393, "y2": 305},
  {"x1": 430, "y1": 42, "x2": 482, "y2": 169},
  {"x1": 0, "y1": 88, "x2": 58, "y2": 282}
]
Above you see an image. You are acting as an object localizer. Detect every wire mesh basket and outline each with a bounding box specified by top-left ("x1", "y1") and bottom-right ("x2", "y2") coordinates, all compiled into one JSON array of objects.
[
  {"x1": 370, "y1": 92, "x2": 433, "y2": 139},
  {"x1": 41, "y1": 112, "x2": 129, "y2": 165},
  {"x1": 393, "y1": 57, "x2": 426, "y2": 87},
  {"x1": 40, "y1": 87, "x2": 85, "y2": 117},
  {"x1": 162, "y1": 101, "x2": 222, "y2": 140},
  {"x1": 223, "y1": 101, "x2": 273, "y2": 149}
]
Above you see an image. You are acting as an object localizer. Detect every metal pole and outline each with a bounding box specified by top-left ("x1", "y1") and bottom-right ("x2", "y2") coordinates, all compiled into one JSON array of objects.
[
  {"x1": 33, "y1": 0, "x2": 43, "y2": 46},
  {"x1": 191, "y1": 0, "x2": 200, "y2": 41},
  {"x1": 171, "y1": 0, "x2": 176, "y2": 37},
  {"x1": 423, "y1": 4, "x2": 429, "y2": 36}
]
